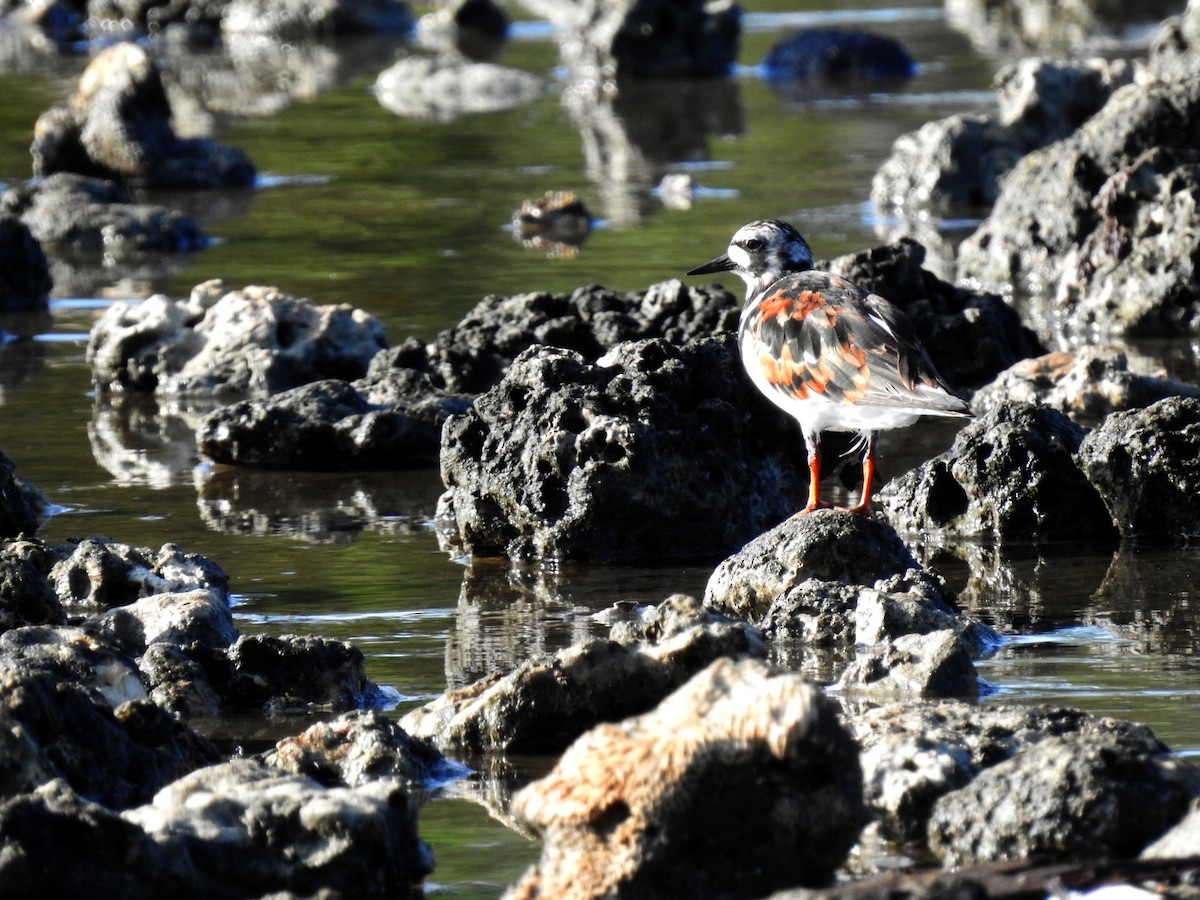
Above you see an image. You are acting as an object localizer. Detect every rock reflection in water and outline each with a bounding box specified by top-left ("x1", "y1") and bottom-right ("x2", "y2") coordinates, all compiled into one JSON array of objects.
[
  {"x1": 1091, "y1": 545, "x2": 1200, "y2": 656},
  {"x1": 195, "y1": 466, "x2": 445, "y2": 543},
  {"x1": 89, "y1": 394, "x2": 212, "y2": 487}
]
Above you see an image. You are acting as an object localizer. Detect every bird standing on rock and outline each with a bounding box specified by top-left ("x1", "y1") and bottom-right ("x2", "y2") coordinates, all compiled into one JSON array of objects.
[{"x1": 687, "y1": 219, "x2": 971, "y2": 515}]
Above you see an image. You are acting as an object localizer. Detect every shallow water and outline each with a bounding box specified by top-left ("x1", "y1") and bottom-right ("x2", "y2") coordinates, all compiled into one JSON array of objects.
[{"x1": 2, "y1": 0, "x2": 1198, "y2": 894}]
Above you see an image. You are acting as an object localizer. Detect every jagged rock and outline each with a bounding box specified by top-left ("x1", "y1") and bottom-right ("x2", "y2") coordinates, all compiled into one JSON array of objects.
[
  {"x1": 877, "y1": 400, "x2": 1118, "y2": 543},
  {"x1": 0, "y1": 452, "x2": 43, "y2": 540},
  {"x1": 835, "y1": 629, "x2": 980, "y2": 697},
  {"x1": 437, "y1": 337, "x2": 810, "y2": 563},
  {"x1": 87, "y1": 280, "x2": 389, "y2": 398},
  {"x1": 47, "y1": 537, "x2": 229, "y2": 610},
  {"x1": 1, "y1": 173, "x2": 206, "y2": 256},
  {"x1": 944, "y1": 0, "x2": 1179, "y2": 55},
  {"x1": 429, "y1": 279, "x2": 740, "y2": 394},
  {"x1": 92, "y1": 589, "x2": 237, "y2": 657},
  {"x1": 927, "y1": 730, "x2": 1200, "y2": 865},
  {"x1": 0, "y1": 762, "x2": 432, "y2": 896},
  {"x1": 263, "y1": 709, "x2": 464, "y2": 787},
  {"x1": 972, "y1": 347, "x2": 1200, "y2": 421},
  {"x1": 0, "y1": 625, "x2": 148, "y2": 708},
  {"x1": 1050, "y1": 147, "x2": 1200, "y2": 337},
  {"x1": 196, "y1": 367, "x2": 470, "y2": 469},
  {"x1": 507, "y1": 658, "x2": 867, "y2": 898},
  {"x1": 31, "y1": 42, "x2": 255, "y2": 189},
  {"x1": 136, "y1": 642, "x2": 222, "y2": 719},
  {"x1": 373, "y1": 54, "x2": 543, "y2": 121},
  {"x1": 1148, "y1": 0, "x2": 1200, "y2": 82},
  {"x1": 704, "y1": 512, "x2": 920, "y2": 624},
  {"x1": 872, "y1": 58, "x2": 1132, "y2": 216},
  {"x1": 0, "y1": 217, "x2": 51, "y2": 313},
  {"x1": 222, "y1": 0, "x2": 415, "y2": 36},
  {"x1": 853, "y1": 703, "x2": 1188, "y2": 845},
  {"x1": 558, "y1": 0, "x2": 740, "y2": 79},
  {"x1": 1077, "y1": 397, "x2": 1200, "y2": 539},
  {"x1": 0, "y1": 554, "x2": 65, "y2": 634},
  {"x1": 957, "y1": 77, "x2": 1200, "y2": 337},
  {"x1": 401, "y1": 593, "x2": 764, "y2": 753}
]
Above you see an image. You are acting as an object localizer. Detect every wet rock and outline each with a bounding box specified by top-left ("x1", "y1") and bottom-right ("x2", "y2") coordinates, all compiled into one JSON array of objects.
[
  {"x1": 429, "y1": 279, "x2": 739, "y2": 394},
  {"x1": 763, "y1": 28, "x2": 915, "y2": 81},
  {"x1": 0, "y1": 761, "x2": 432, "y2": 896},
  {"x1": 872, "y1": 58, "x2": 1132, "y2": 216},
  {"x1": 222, "y1": 0, "x2": 415, "y2": 37},
  {"x1": 31, "y1": 42, "x2": 255, "y2": 189},
  {"x1": 0, "y1": 554, "x2": 65, "y2": 634},
  {"x1": 0, "y1": 217, "x2": 51, "y2": 313},
  {"x1": 0, "y1": 451, "x2": 43, "y2": 540},
  {"x1": 1051, "y1": 147, "x2": 1200, "y2": 337},
  {"x1": 972, "y1": 347, "x2": 1200, "y2": 422},
  {"x1": 957, "y1": 77, "x2": 1200, "y2": 321},
  {"x1": 92, "y1": 589, "x2": 237, "y2": 657},
  {"x1": 0, "y1": 625, "x2": 148, "y2": 708},
  {"x1": 704, "y1": 512, "x2": 920, "y2": 624},
  {"x1": 88, "y1": 280, "x2": 389, "y2": 398},
  {"x1": 835, "y1": 629, "x2": 980, "y2": 697},
  {"x1": 507, "y1": 658, "x2": 867, "y2": 897},
  {"x1": 945, "y1": 0, "x2": 1180, "y2": 55},
  {"x1": 47, "y1": 537, "x2": 229, "y2": 611},
  {"x1": 136, "y1": 642, "x2": 223, "y2": 719},
  {"x1": 196, "y1": 367, "x2": 470, "y2": 469},
  {"x1": 401, "y1": 593, "x2": 765, "y2": 753},
  {"x1": 852, "y1": 702, "x2": 1177, "y2": 844},
  {"x1": 437, "y1": 337, "x2": 809, "y2": 562},
  {"x1": 927, "y1": 730, "x2": 1200, "y2": 865},
  {"x1": 199, "y1": 633, "x2": 388, "y2": 714},
  {"x1": 558, "y1": 0, "x2": 741, "y2": 79},
  {"x1": 1077, "y1": 397, "x2": 1200, "y2": 539},
  {"x1": 824, "y1": 239, "x2": 1042, "y2": 390},
  {"x1": 1148, "y1": 0, "x2": 1200, "y2": 83},
  {"x1": 0, "y1": 658, "x2": 220, "y2": 807},
  {"x1": 1, "y1": 173, "x2": 206, "y2": 257},
  {"x1": 374, "y1": 53, "x2": 543, "y2": 121},
  {"x1": 512, "y1": 190, "x2": 592, "y2": 258},
  {"x1": 878, "y1": 400, "x2": 1119, "y2": 543},
  {"x1": 263, "y1": 709, "x2": 464, "y2": 787}
]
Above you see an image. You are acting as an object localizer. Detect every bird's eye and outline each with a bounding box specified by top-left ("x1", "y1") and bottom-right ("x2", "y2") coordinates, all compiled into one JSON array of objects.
[{"x1": 742, "y1": 238, "x2": 763, "y2": 251}]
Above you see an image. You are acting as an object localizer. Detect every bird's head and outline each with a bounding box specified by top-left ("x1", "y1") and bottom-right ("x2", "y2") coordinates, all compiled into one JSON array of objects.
[{"x1": 687, "y1": 219, "x2": 814, "y2": 300}]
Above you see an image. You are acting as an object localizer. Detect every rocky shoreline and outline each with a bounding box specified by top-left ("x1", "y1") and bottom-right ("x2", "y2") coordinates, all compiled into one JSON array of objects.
[{"x1": 4, "y1": 0, "x2": 1200, "y2": 896}]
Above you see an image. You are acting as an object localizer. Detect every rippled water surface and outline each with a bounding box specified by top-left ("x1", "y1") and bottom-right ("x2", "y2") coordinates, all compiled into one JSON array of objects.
[{"x1": 2, "y1": 1, "x2": 1198, "y2": 895}]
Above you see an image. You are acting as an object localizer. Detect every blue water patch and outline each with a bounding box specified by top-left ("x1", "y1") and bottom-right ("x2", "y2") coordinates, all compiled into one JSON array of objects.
[
  {"x1": 743, "y1": 7, "x2": 943, "y2": 33},
  {"x1": 255, "y1": 173, "x2": 334, "y2": 190}
]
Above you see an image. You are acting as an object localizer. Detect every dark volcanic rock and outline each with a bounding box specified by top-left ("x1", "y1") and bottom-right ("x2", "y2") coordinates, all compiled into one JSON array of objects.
[
  {"x1": 763, "y1": 28, "x2": 915, "y2": 81},
  {"x1": 972, "y1": 347, "x2": 1200, "y2": 422},
  {"x1": 507, "y1": 658, "x2": 867, "y2": 898},
  {"x1": 0, "y1": 761, "x2": 432, "y2": 897},
  {"x1": 928, "y1": 729, "x2": 1200, "y2": 865},
  {"x1": 263, "y1": 709, "x2": 464, "y2": 788},
  {"x1": 872, "y1": 58, "x2": 1132, "y2": 216},
  {"x1": 824, "y1": 239, "x2": 1042, "y2": 389},
  {"x1": 2, "y1": 173, "x2": 206, "y2": 256},
  {"x1": 1077, "y1": 397, "x2": 1200, "y2": 539},
  {"x1": 437, "y1": 337, "x2": 810, "y2": 563},
  {"x1": 88, "y1": 280, "x2": 389, "y2": 398},
  {"x1": 196, "y1": 367, "x2": 470, "y2": 469},
  {"x1": 31, "y1": 42, "x2": 255, "y2": 189},
  {"x1": 0, "y1": 554, "x2": 65, "y2": 634},
  {"x1": 957, "y1": 76, "x2": 1200, "y2": 337},
  {"x1": 0, "y1": 451, "x2": 43, "y2": 540},
  {"x1": 430, "y1": 279, "x2": 740, "y2": 394},
  {"x1": 0, "y1": 217, "x2": 52, "y2": 313},
  {"x1": 401, "y1": 593, "x2": 764, "y2": 753},
  {"x1": 835, "y1": 629, "x2": 980, "y2": 698},
  {"x1": 853, "y1": 702, "x2": 1185, "y2": 844},
  {"x1": 878, "y1": 400, "x2": 1118, "y2": 543},
  {"x1": 558, "y1": 0, "x2": 741, "y2": 79}
]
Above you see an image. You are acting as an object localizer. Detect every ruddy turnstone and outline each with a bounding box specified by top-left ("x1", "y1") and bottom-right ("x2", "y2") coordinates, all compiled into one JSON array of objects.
[{"x1": 687, "y1": 219, "x2": 971, "y2": 515}]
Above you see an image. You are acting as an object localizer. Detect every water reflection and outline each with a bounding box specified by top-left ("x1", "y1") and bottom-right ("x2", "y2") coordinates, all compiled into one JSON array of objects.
[{"x1": 89, "y1": 394, "x2": 208, "y2": 487}]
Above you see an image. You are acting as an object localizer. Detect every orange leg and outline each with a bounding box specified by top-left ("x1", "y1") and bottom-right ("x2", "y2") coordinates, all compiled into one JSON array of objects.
[
  {"x1": 796, "y1": 453, "x2": 830, "y2": 515},
  {"x1": 840, "y1": 446, "x2": 876, "y2": 515}
]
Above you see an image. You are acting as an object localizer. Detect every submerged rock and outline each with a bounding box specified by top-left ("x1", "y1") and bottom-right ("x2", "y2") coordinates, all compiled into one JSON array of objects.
[
  {"x1": 31, "y1": 43, "x2": 255, "y2": 189},
  {"x1": 401, "y1": 593, "x2": 764, "y2": 753},
  {"x1": 763, "y1": 28, "x2": 915, "y2": 81},
  {"x1": 88, "y1": 280, "x2": 389, "y2": 398},
  {"x1": 878, "y1": 400, "x2": 1118, "y2": 543},
  {"x1": 437, "y1": 337, "x2": 809, "y2": 563},
  {"x1": 374, "y1": 54, "x2": 543, "y2": 121},
  {"x1": 507, "y1": 658, "x2": 867, "y2": 898}
]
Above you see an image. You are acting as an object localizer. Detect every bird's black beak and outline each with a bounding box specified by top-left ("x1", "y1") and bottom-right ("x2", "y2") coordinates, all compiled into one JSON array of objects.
[{"x1": 686, "y1": 254, "x2": 736, "y2": 276}]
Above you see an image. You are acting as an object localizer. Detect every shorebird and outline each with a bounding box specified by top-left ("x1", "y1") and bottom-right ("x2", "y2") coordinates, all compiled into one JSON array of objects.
[{"x1": 687, "y1": 219, "x2": 971, "y2": 515}]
